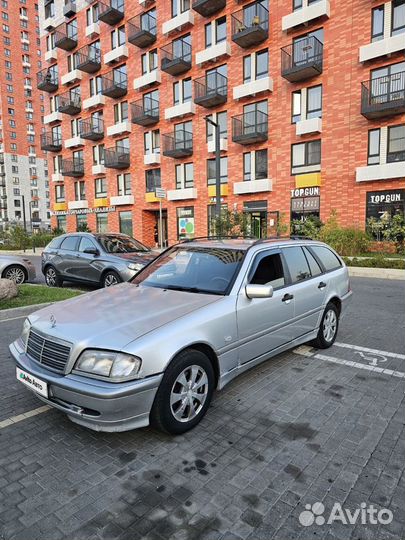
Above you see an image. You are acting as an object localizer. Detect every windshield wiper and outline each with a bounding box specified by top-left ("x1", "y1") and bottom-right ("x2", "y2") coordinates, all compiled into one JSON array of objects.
[{"x1": 162, "y1": 285, "x2": 221, "y2": 295}]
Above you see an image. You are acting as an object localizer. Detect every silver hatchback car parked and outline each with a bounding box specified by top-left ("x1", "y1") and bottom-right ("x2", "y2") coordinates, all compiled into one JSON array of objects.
[
  {"x1": 42, "y1": 232, "x2": 156, "y2": 288},
  {"x1": 11, "y1": 238, "x2": 352, "y2": 434}
]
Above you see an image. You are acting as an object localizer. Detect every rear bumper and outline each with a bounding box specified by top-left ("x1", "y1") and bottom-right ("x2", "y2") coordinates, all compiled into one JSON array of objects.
[
  {"x1": 27, "y1": 266, "x2": 36, "y2": 282},
  {"x1": 9, "y1": 340, "x2": 162, "y2": 432},
  {"x1": 341, "y1": 289, "x2": 353, "y2": 315}
]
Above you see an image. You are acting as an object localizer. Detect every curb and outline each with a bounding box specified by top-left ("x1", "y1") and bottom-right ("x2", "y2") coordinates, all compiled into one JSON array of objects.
[
  {"x1": 0, "y1": 303, "x2": 53, "y2": 321},
  {"x1": 348, "y1": 266, "x2": 405, "y2": 280},
  {"x1": 0, "y1": 249, "x2": 44, "y2": 256}
]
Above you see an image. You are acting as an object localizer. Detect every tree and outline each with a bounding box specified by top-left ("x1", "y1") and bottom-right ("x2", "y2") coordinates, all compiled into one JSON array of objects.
[
  {"x1": 76, "y1": 223, "x2": 92, "y2": 233},
  {"x1": 211, "y1": 209, "x2": 251, "y2": 238}
]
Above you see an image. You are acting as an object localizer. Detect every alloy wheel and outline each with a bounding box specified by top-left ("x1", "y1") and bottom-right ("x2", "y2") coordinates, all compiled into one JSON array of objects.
[
  {"x1": 323, "y1": 309, "x2": 337, "y2": 343},
  {"x1": 46, "y1": 267, "x2": 57, "y2": 287},
  {"x1": 5, "y1": 267, "x2": 25, "y2": 284},
  {"x1": 170, "y1": 365, "x2": 209, "y2": 423},
  {"x1": 104, "y1": 273, "x2": 119, "y2": 287}
]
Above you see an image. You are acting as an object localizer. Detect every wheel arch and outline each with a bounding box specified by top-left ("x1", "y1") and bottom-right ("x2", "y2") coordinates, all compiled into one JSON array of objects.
[
  {"x1": 327, "y1": 296, "x2": 342, "y2": 316},
  {"x1": 169, "y1": 343, "x2": 220, "y2": 387},
  {"x1": 1, "y1": 264, "x2": 28, "y2": 281}
]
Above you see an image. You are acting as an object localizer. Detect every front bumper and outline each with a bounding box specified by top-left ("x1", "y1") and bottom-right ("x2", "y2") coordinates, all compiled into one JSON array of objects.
[
  {"x1": 27, "y1": 265, "x2": 36, "y2": 282},
  {"x1": 9, "y1": 340, "x2": 163, "y2": 432}
]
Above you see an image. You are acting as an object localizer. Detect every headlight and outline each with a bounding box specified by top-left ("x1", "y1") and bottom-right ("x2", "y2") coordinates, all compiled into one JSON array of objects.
[
  {"x1": 20, "y1": 319, "x2": 31, "y2": 349},
  {"x1": 127, "y1": 262, "x2": 144, "y2": 272},
  {"x1": 75, "y1": 350, "x2": 142, "y2": 381}
]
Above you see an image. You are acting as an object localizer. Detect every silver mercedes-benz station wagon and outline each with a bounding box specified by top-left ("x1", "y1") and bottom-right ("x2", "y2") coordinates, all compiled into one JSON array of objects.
[{"x1": 10, "y1": 238, "x2": 352, "y2": 434}]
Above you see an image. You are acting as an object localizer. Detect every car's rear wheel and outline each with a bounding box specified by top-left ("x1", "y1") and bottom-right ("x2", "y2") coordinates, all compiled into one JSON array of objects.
[
  {"x1": 150, "y1": 349, "x2": 215, "y2": 435},
  {"x1": 102, "y1": 270, "x2": 122, "y2": 288},
  {"x1": 312, "y1": 302, "x2": 339, "y2": 349},
  {"x1": 45, "y1": 266, "x2": 62, "y2": 287},
  {"x1": 2, "y1": 265, "x2": 26, "y2": 284}
]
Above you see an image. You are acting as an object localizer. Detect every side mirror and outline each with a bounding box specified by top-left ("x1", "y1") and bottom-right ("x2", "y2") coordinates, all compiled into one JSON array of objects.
[
  {"x1": 83, "y1": 247, "x2": 99, "y2": 256},
  {"x1": 245, "y1": 283, "x2": 274, "y2": 299}
]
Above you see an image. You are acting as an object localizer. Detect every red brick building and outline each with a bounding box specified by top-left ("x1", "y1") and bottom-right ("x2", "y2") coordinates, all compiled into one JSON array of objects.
[{"x1": 40, "y1": 0, "x2": 405, "y2": 247}]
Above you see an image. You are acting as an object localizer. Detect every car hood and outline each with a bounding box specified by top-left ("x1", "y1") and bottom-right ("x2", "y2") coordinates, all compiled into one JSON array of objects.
[{"x1": 28, "y1": 283, "x2": 220, "y2": 351}]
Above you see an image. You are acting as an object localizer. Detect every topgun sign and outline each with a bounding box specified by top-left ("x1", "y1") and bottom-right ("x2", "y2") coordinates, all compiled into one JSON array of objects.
[{"x1": 291, "y1": 187, "x2": 320, "y2": 198}]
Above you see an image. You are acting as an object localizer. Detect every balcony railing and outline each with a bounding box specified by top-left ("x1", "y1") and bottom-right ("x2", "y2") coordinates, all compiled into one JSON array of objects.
[
  {"x1": 61, "y1": 158, "x2": 84, "y2": 177},
  {"x1": 232, "y1": 110, "x2": 268, "y2": 144},
  {"x1": 37, "y1": 68, "x2": 58, "y2": 92},
  {"x1": 281, "y1": 36, "x2": 323, "y2": 82},
  {"x1": 63, "y1": 1, "x2": 76, "y2": 18},
  {"x1": 361, "y1": 72, "x2": 405, "y2": 120},
  {"x1": 194, "y1": 71, "x2": 227, "y2": 108},
  {"x1": 101, "y1": 70, "x2": 128, "y2": 98},
  {"x1": 79, "y1": 117, "x2": 104, "y2": 140},
  {"x1": 98, "y1": 0, "x2": 125, "y2": 25},
  {"x1": 192, "y1": 0, "x2": 226, "y2": 17},
  {"x1": 161, "y1": 39, "x2": 192, "y2": 76},
  {"x1": 76, "y1": 44, "x2": 101, "y2": 73},
  {"x1": 57, "y1": 89, "x2": 81, "y2": 115},
  {"x1": 104, "y1": 147, "x2": 130, "y2": 168},
  {"x1": 54, "y1": 22, "x2": 78, "y2": 51},
  {"x1": 128, "y1": 11, "x2": 157, "y2": 48},
  {"x1": 162, "y1": 130, "x2": 193, "y2": 158},
  {"x1": 231, "y1": 3, "x2": 269, "y2": 48},
  {"x1": 40, "y1": 133, "x2": 62, "y2": 152},
  {"x1": 131, "y1": 97, "x2": 159, "y2": 126}
]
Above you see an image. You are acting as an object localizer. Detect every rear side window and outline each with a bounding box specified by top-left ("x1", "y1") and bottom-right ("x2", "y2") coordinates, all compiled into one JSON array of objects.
[
  {"x1": 250, "y1": 253, "x2": 285, "y2": 289},
  {"x1": 60, "y1": 236, "x2": 78, "y2": 251},
  {"x1": 47, "y1": 237, "x2": 62, "y2": 249},
  {"x1": 282, "y1": 247, "x2": 311, "y2": 283},
  {"x1": 79, "y1": 237, "x2": 96, "y2": 252},
  {"x1": 311, "y1": 246, "x2": 342, "y2": 272},
  {"x1": 303, "y1": 246, "x2": 322, "y2": 277}
]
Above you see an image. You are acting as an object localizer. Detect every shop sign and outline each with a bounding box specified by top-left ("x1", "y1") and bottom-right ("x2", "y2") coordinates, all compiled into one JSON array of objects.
[
  {"x1": 367, "y1": 191, "x2": 404, "y2": 205},
  {"x1": 51, "y1": 206, "x2": 116, "y2": 216},
  {"x1": 291, "y1": 197, "x2": 320, "y2": 212},
  {"x1": 291, "y1": 187, "x2": 320, "y2": 198}
]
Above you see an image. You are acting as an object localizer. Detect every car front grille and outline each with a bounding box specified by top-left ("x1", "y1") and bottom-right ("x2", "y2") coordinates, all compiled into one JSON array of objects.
[{"x1": 26, "y1": 330, "x2": 71, "y2": 372}]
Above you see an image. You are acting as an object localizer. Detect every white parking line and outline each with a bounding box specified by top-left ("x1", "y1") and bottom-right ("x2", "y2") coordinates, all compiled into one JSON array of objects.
[
  {"x1": 0, "y1": 315, "x2": 27, "y2": 323},
  {"x1": 334, "y1": 341, "x2": 405, "y2": 360},
  {"x1": 0, "y1": 405, "x2": 50, "y2": 430}
]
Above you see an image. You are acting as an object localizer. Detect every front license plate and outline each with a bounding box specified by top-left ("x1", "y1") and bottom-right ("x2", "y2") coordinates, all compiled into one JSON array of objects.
[{"x1": 16, "y1": 367, "x2": 48, "y2": 398}]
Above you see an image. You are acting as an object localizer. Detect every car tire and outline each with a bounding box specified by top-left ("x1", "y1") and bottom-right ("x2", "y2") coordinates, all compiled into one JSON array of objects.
[
  {"x1": 150, "y1": 349, "x2": 215, "y2": 435},
  {"x1": 102, "y1": 270, "x2": 122, "y2": 288},
  {"x1": 44, "y1": 266, "x2": 62, "y2": 288},
  {"x1": 2, "y1": 265, "x2": 27, "y2": 284},
  {"x1": 311, "y1": 302, "x2": 339, "y2": 349}
]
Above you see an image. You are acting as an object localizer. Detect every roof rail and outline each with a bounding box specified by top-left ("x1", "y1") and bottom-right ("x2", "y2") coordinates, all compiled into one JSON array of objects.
[{"x1": 180, "y1": 235, "x2": 258, "y2": 243}]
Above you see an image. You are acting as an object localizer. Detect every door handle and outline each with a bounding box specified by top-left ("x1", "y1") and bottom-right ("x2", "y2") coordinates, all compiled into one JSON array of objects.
[
  {"x1": 282, "y1": 293, "x2": 294, "y2": 303},
  {"x1": 318, "y1": 281, "x2": 327, "y2": 289}
]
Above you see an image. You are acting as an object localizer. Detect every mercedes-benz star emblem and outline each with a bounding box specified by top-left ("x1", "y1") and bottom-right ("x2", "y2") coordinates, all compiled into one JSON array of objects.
[{"x1": 50, "y1": 315, "x2": 56, "y2": 328}]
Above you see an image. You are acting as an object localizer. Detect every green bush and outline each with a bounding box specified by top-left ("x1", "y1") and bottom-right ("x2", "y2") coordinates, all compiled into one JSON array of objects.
[
  {"x1": 317, "y1": 211, "x2": 370, "y2": 256},
  {"x1": 343, "y1": 256, "x2": 405, "y2": 269},
  {"x1": 291, "y1": 215, "x2": 323, "y2": 239}
]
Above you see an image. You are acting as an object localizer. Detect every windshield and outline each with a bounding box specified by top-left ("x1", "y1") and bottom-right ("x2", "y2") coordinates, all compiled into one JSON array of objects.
[
  {"x1": 132, "y1": 246, "x2": 245, "y2": 295},
  {"x1": 97, "y1": 235, "x2": 149, "y2": 254}
]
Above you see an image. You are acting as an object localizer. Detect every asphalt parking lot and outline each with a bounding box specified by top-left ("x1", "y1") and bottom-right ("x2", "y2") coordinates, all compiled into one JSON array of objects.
[{"x1": 0, "y1": 277, "x2": 404, "y2": 540}]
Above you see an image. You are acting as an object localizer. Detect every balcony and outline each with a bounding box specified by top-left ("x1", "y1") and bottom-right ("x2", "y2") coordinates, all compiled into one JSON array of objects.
[
  {"x1": 233, "y1": 76, "x2": 273, "y2": 100},
  {"x1": 161, "y1": 40, "x2": 192, "y2": 76},
  {"x1": 65, "y1": 136, "x2": 84, "y2": 148},
  {"x1": 194, "y1": 72, "x2": 227, "y2": 108},
  {"x1": 61, "y1": 158, "x2": 84, "y2": 177},
  {"x1": 233, "y1": 178, "x2": 272, "y2": 195},
  {"x1": 110, "y1": 195, "x2": 134, "y2": 205},
  {"x1": 83, "y1": 94, "x2": 106, "y2": 110},
  {"x1": 232, "y1": 110, "x2": 268, "y2": 145},
  {"x1": 92, "y1": 164, "x2": 106, "y2": 175},
  {"x1": 128, "y1": 12, "x2": 157, "y2": 48},
  {"x1": 192, "y1": 0, "x2": 226, "y2": 17},
  {"x1": 86, "y1": 22, "x2": 100, "y2": 37},
  {"x1": 107, "y1": 121, "x2": 132, "y2": 137},
  {"x1": 165, "y1": 101, "x2": 195, "y2": 120},
  {"x1": 68, "y1": 200, "x2": 89, "y2": 210},
  {"x1": 54, "y1": 22, "x2": 78, "y2": 51},
  {"x1": 231, "y1": 3, "x2": 269, "y2": 48},
  {"x1": 101, "y1": 70, "x2": 128, "y2": 98},
  {"x1": 131, "y1": 97, "x2": 159, "y2": 126},
  {"x1": 98, "y1": 0, "x2": 125, "y2": 25},
  {"x1": 281, "y1": 36, "x2": 323, "y2": 83},
  {"x1": 356, "y1": 162, "x2": 405, "y2": 183},
  {"x1": 79, "y1": 117, "x2": 104, "y2": 141},
  {"x1": 44, "y1": 111, "x2": 62, "y2": 124},
  {"x1": 61, "y1": 69, "x2": 82, "y2": 85},
  {"x1": 37, "y1": 68, "x2": 58, "y2": 93},
  {"x1": 104, "y1": 147, "x2": 130, "y2": 169},
  {"x1": 104, "y1": 45, "x2": 129, "y2": 65},
  {"x1": 361, "y1": 72, "x2": 405, "y2": 120},
  {"x1": 45, "y1": 48, "x2": 58, "y2": 63},
  {"x1": 76, "y1": 44, "x2": 101, "y2": 73},
  {"x1": 133, "y1": 69, "x2": 161, "y2": 90},
  {"x1": 57, "y1": 90, "x2": 81, "y2": 115},
  {"x1": 63, "y1": 1, "x2": 76, "y2": 17},
  {"x1": 282, "y1": 0, "x2": 330, "y2": 32},
  {"x1": 162, "y1": 10, "x2": 194, "y2": 35},
  {"x1": 162, "y1": 130, "x2": 193, "y2": 158},
  {"x1": 359, "y1": 34, "x2": 405, "y2": 63},
  {"x1": 144, "y1": 153, "x2": 160, "y2": 165},
  {"x1": 40, "y1": 133, "x2": 62, "y2": 152},
  {"x1": 195, "y1": 40, "x2": 231, "y2": 66}
]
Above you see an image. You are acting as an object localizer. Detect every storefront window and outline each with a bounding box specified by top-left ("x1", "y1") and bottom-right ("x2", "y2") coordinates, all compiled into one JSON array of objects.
[
  {"x1": 244, "y1": 201, "x2": 268, "y2": 238},
  {"x1": 96, "y1": 212, "x2": 108, "y2": 233},
  {"x1": 366, "y1": 189, "x2": 405, "y2": 238},
  {"x1": 290, "y1": 187, "x2": 321, "y2": 221},
  {"x1": 56, "y1": 215, "x2": 66, "y2": 232},
  {"x1": 76, "y1": 213, "x2": 88, "y2": 231},
  {"x1": 207, "y1": 204, "x2": 227, "y2": 237},
  {"x1": 177, "y1": 207, "x2": 195, "y2": 240},
  {"x1": 119, "y1": 211, "x2": 133, "y2": 236}
]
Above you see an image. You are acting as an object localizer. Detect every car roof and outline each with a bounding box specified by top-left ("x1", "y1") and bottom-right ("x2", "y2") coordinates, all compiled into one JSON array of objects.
[{"x1": 178, "y1": 237, "x2": 323, "y2": 251}]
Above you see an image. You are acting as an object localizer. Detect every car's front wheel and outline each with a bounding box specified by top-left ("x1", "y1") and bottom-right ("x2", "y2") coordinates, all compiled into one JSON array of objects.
[
  {"x1": 312, "y1": 302, "x2": 339, "y2": 349},
  {"x1": 150, "y1": 349, "x2": 215, "y2": 435},
  {"x1": 2, "y1": 265, "x2": 26, "y2": 284},
  {"x1": 44, "y1": 266, "x2": 62, "y2": 287},
  {"x1": 102, "y1": 270, "x2": 122, "y2": 288}
]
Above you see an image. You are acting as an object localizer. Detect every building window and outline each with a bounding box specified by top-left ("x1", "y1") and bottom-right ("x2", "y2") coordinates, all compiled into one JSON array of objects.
[
  {"x1": 119, "y1": 211, "x2": 133, "y2": 236},
  {"x1": 368, "y1": 129, "x2": 381, "y2": 165},
  {"x1": 95, "y1": 177, "x2": 107, "y2": 198},
  {"x1": 173, "y1": 77, "x2": 192, "y2": 105},
  {"x1": 144, "y1": 129, "x2": 160, "y2": 154},
  {"x1": 207, "y1": 156, "x2": 228, "y2": 184},
  {"x1": 76, "y1": 213, "x2": 88, "y2": 231},
  {"x1": 177, "y1": 207, "x2": 195, "y2": 240},
  {"x1": 171, "y1": 0, "x2": 190, "y2": 18},
  {"x1": 291, "y1": 187, "x2": 321, "y2": 223},
  {"x1": 114, "y1": 100, "x2": 128, "y2": 123},
  {"x1": 243, "y1": 49, "x2": 268, "y2": 83},
  {"x1": 111, "y1": 25, "x2": 125, "y2": 49},
  {"x1": 243, "y1": 149, "x2": 268, "y2": 181},
  {"x1": 74, "y1": 181, "x2": 86, "y2": 201},
  {"x1": 205, "y1": 16, "x2": 226, "y2": 47},
  {"x1": 96, "y1": 212, "x2": 108, "y2": 233},
  {"x1": 307, "y1": 85, "x2": 322, "y2": 119},
  {"x1": 117, "y1": 173, "x2": 131, "y2": 196},
  {"x1": 387, "y1": 124, "x2": 405, "y2": 162},
  {"x1": 392, "y1": 0, "x2": 405, "y2": 36},
  {"x1": 141, "y1": 49, "x2": 158, "y2": 74},
  {"x1": 291, "y1": 140, "x2": 321, "y2": 174},
  {"x1": 56, "y1": 215, "x2": 67, "y2": 231},
  {"x1": 366, "y1": 189, "x2": 405, "y2": 230},
  {"x1": 292, "y1": 90, "x2": 301, "y2": 123},
  {"x1": 146, "y1": 168, "x2": 161, "y2": 192},
  {"x1": 55, "y1": 184, "x2": 65, "y2": 202},
  {"x1": 371, "y1": 5, "x2": 384, "y2": 42},
  {"x1": 175, "y1": 162, "x2": 194, "y2": 189}
]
